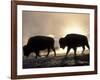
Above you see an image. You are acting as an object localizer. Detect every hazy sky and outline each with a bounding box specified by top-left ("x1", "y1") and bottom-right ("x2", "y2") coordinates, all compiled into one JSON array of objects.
[{"x1": 22, "y1": 11, "x2": 89, "y2": 46}]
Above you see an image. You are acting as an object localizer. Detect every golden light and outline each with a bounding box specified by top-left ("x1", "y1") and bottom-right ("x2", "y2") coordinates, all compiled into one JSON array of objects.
[
  {"x1": 62, "y1": 25, "x2": 85, "y2": 37},
  {"x1": 47, "y1": 34, "x2": 55, "y2": 38}
]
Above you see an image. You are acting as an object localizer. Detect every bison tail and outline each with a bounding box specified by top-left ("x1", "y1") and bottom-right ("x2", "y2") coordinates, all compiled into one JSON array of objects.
[
  {"x1": 86, "y1": 43, "x2": 90, "y2": 49},
  {"x1": 85, "y1": 38, "x2": 90, "y2": 49}
]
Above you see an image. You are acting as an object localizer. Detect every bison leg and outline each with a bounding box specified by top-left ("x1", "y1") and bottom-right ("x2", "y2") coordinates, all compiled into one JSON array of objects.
[
  {"x1": 46, "y1": 48, "x2": 50, "y2": 57},
  {"x1": 82, "y1": 46, "x2": 85, "y2": 54},
  {"x1": 35, "y1": 51, "x2": 40, "y2": 58},
  {"x1": 73, "y1": 48, "x2": 77, "y2": 57},
  {"x1": 65, "y1": 47, "x2": 71, "y2": 57},
  {"x1": 73, "y1": 48, "x2": 77, "y2": 63},
  {"x1": 52, "y1": 47, "x2": 56, "y2": 56}
]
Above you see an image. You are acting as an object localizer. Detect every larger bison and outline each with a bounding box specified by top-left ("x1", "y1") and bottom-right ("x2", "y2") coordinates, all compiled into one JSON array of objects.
[
  {"x1": 59, "y1": 34, "x2": 89, "y2": 57},
  {"x1": 23, "y1": 36, "x2": 56, "y2": 58}
]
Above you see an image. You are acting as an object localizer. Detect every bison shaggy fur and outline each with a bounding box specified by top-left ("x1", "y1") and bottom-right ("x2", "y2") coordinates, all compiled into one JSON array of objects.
[
  {"x1": 59, "y1": 34, "x2": 89, "y2": 57},
  {"x1": 23, "y1": 36, "x2": 56, "y2": 58}
]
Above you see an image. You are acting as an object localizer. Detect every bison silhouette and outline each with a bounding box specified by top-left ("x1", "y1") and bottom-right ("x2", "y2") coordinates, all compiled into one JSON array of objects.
[
  {"x1": 23, "y1": 36, "x2": 56, "y2": 58},
  {"x1": 59, "y1": 34, "x2": 89, "y2": 57}
]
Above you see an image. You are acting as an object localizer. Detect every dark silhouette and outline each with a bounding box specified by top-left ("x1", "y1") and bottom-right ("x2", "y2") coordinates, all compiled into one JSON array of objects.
[
  {"x1": 59, "y1": 34, "x2": 89, "y2": 57},
  {"x1": 23, "y1": 36, "x2": 56, "y2": 58}
]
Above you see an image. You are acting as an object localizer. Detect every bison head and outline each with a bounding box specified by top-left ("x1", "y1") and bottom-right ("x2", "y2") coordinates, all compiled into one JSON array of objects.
[{"x1": 59, "y1": 38, "x2": 66, "y2": 49}]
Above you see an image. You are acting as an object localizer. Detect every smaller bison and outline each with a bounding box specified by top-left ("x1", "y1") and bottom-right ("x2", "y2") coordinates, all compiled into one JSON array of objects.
[
  {"x1": 23, "y1": 36, "x2": 56, "y2": 58},
  {"x1": 59, "y1": 34, "x2": 89, "y2": 57}
]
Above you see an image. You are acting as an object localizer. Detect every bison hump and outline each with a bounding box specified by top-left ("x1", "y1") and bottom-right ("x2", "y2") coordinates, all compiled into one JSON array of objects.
[{"x1": 27, "y1": 36, "x2": 54, "y2": 46}]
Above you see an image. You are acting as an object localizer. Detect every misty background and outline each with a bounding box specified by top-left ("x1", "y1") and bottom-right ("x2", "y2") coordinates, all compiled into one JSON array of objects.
[{"x1": 22, "y1": 11, "x2": 89, "y2": 51}]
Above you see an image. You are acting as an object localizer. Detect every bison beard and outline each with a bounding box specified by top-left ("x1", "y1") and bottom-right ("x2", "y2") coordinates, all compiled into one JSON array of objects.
[
  {"x1": 59, "y1": 34, "x2": 89, "y2": 57},
  {"x1": 23, "y1": 36, "x2": 56, "y2": 58}
]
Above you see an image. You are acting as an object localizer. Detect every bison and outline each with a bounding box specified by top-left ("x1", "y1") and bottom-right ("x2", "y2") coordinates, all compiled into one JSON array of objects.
[
  {"x1": 23, "y1": 36, "x2": 56, "y2": 58},
  {"x1": 59, "y1": 34, "x2": 89, "y2": 57}
]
